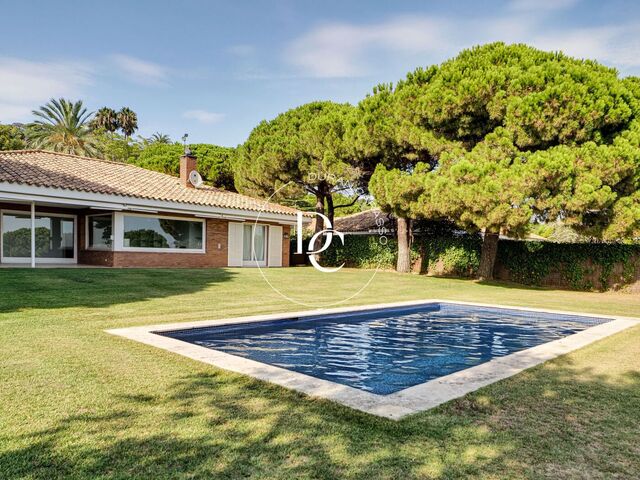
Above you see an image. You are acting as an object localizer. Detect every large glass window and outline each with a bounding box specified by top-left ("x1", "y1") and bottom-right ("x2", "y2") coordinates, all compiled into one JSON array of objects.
[
  {"x1": 88, "y1": 215, "x2": 113, "y2": 250},
  {"x1": 2, "y1": 213, "x2": 74, "y2": 259},
  {"x1": 123, "y1": 215, "x2": 203, "y2": 250}
]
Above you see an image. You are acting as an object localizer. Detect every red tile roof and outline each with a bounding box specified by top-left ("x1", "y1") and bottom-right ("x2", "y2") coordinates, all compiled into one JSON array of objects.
[{"x1": 0, "y1": 150, "x2": 300, "y2": 216}]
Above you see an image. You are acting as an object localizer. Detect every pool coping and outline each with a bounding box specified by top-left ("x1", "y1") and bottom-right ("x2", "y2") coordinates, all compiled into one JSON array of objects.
[{"x1": 106, "y1": 299, "x2": 640, "y2": 420}]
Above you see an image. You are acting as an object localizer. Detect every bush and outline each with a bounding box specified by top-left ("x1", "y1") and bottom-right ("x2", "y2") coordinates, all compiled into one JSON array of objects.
[
  {"x1": 497, "y1": 240, "x2": 640, "y2": 290},
  {"x1": 323, "y1": 233, "x2": 481, "y2": 276},
  {"x1": 323, "y1": 235, "x2": 397, "y2": 269},
  {"x1": 323, "y1": 234, "x2": 640, "y2": 291},
  {"x1": 417, "y1": 235, "x2": 481, "y2": 276}
]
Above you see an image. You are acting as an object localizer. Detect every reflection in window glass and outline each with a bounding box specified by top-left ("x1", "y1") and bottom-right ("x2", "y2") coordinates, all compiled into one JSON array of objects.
[
  {"x1": 242, "y1": 224, "x2": 266, "y2": 262},
  {"x1": 123, "y1": 215, "x2": 203, "y2": 250},
  {"x1": 2, "y1": 213, "x2": 74, "y2": 259},
  {"x1": 243, "y1": 225, "x2": 252, "y2": 261},
  {"x1": 88, "y1": 215, "x2": 113, "y2": 249},
  {"x1": 254, "y1": 225, "x2": 266, "y2": 261}
]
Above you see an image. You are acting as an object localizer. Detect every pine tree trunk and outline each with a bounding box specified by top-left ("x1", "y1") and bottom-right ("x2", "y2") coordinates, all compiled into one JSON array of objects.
[
  {"x1": 396, "y1": 216, "x2": 412, "y2": 273},
  {"x1": 314, "y1": 191, "x2": 325, "y2": 235},
  {"x1": 309, "y1": 191, "x2": 326, "y2": 257},
  {"x1": 478, "y1": 230, "x2": 500, "y2": 280},
  {"x1": 326, "y1": 193, "x2": 335, "y2": 228}
]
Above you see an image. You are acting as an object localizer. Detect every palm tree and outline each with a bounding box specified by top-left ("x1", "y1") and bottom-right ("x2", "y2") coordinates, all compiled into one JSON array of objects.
[
  {"x1": 26, "y1": 98, "x2": 99, "y2": 156},
  {"x1": 149, "y1": 132, "x2": 171, "y2": 144},
  {"x1": 117, "y1": 107, "x2": 138, "y2": 139},
  {"x1": 92, "y1": 107, "x2": 119, "y2": 132}
]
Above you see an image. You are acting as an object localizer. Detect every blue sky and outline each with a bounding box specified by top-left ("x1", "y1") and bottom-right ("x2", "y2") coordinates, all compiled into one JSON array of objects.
[{"x1": 1, "y1": 0, "x2": 639, "y2": 146}]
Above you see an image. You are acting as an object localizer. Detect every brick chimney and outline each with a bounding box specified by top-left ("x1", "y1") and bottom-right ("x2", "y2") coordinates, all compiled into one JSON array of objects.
[{"x1": 180, "y1": 151, "x2": 197, "y2": 188}]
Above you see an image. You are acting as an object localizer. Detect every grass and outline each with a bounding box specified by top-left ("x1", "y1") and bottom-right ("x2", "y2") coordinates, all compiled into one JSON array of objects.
[{"x1": 1, "y1": 267, "x2": 639, "y2": 479}]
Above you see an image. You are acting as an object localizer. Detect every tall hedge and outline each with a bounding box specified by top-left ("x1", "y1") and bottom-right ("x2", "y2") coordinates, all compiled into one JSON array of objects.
[
  {"x1": 322, "y1": 235, "x2": 398, "y2": 270},
  {"x1": 496, "y1": 240, "x2": 640, "y2": 290},
  {"x1": 323, "y1": 234, "x2": 482, "y2": 277},
  {"x1": 322, "y1": 234, "x2": 640, "y2": 291}
]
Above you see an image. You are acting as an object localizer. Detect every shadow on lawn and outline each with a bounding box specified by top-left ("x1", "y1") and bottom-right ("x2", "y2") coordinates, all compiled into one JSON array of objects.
[
  {"x1": 475, "y1": 278, "x2": 552, "y2": 291},
  {"x1": 0, "y1": 268, "x2": 236, "y2": 313},
  {"x1": 2, "y1": 357, "x2": 639, "y2": 479}
]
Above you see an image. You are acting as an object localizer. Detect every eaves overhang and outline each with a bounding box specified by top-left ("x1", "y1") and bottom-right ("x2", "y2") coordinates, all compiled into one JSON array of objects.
[{"x1": 0, "y1": 182, "x2": 312, "y2": 225}]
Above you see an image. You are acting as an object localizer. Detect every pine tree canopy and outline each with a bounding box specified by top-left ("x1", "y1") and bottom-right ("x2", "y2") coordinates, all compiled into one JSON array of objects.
[
  {"x1": 235, "y1": 101, "x2": 358, "y2": 203},
  {"x1": 371, "y1": 42, "x2": 639, "y2": 242}
]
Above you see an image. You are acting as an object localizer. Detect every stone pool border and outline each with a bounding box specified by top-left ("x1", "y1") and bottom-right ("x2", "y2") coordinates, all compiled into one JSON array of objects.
[{"x1": 106, "y1": 300, "x2": 640, "y2": 420}]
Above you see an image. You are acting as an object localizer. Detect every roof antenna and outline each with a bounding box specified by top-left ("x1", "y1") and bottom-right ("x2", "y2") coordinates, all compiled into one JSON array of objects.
[{"x1": 181, "y1": 133, "x2": 192, "y2": 156}]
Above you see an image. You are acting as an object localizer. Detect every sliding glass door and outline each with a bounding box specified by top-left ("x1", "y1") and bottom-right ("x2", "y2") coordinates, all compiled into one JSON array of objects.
[
  {"x1": 1, "y1": 211, "x2": 76, "y2": 264},
  {"x1": 242, "y1": 224, "x2": 267, "y2": 267}
]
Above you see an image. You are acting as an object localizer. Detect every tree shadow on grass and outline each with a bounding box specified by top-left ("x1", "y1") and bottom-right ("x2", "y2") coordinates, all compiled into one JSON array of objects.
[
  {"x1": 475, "y1": 278, "x2": 554, "y2": 291},
  {"x1": 2, "y1": 356, "x2": 639, "y2": 479},
  {"x1": 0, "y1": 268, "x2": 236, "y2": 313},
  {"x1": 421, "y1": 274, "x2": 558, "y2": 294}
]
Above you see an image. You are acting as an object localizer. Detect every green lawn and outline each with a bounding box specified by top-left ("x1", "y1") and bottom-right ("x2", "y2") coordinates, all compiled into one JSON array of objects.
[{"x1": 1, "y1": 268, "x2": 639, "y2": 479}]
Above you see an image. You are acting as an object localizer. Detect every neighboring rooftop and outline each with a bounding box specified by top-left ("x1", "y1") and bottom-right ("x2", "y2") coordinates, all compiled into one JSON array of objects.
[
  {"x1": 0, "y1": 150, "x2": 299, "y2": 216},
  {"x1": 334, "y1": 208, "x2": 396, "y2": 233}
]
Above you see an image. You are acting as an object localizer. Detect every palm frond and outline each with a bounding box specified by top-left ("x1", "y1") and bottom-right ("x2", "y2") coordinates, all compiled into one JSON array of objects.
[{"x1": 26, "y1": 98, "x2": 99, "y2": 157}]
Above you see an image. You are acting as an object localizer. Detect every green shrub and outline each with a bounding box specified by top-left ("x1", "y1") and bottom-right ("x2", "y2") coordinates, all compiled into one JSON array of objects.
[
  {"x1": 323, "y1": 235, "x2": 639, "y2": 291},
  {"x1": 323, "y1": 235, "x2": 396, "y2": 269},
  {"x1": 418, "y1": 235, "x2": 482, "y2": 276},
  {"x1": 497, "y1": 240, "x2": 640, "y2": 290},
  {"x1": 323, "y1": 234, "x2": 481, "y2": 276}
]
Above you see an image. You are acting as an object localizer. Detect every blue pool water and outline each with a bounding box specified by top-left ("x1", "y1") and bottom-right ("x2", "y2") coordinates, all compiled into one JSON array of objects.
[{"x1": 160, "y1": 303, "x2": 609, "y2": 395}]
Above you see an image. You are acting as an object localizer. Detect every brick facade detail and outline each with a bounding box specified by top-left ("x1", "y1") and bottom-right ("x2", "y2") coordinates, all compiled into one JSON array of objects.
[{"x1": 1, "y1": 202, "x2": 292, "y2": 268}]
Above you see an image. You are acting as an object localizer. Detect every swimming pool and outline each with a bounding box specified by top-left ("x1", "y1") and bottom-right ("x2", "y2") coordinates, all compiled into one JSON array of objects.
[
  {"x1": 159, "y1": 303, "x2": 609, "y2": 395},
  {"x1": 109, "y1": 300, "x2": 637, "y2": 419}
]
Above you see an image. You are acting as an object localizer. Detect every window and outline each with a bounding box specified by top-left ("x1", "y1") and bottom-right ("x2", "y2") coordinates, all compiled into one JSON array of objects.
[
  {"x1": 242, "y1": 224, "x2": 267, "y2": 265},
  {"x1": 87, "y1": 214, "x2": 113, "y2": 250},
  {"x1": 122, "y1": 215, "x2": 204, "y2": 251},
  {"x1": 1, "y1": 212, "x2": 74, "y2": 260}
]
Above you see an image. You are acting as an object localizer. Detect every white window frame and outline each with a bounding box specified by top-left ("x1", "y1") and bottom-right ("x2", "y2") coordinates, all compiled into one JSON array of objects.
[
  {"x1": 114, "y1": 212, "x2": 206, "y2": 254},
  {"x1": 85, "y1": 213, "x2": 114, "y2": 251},
  {"x1": 0, "y1": 209, "x2": 78, "y2": 264}
]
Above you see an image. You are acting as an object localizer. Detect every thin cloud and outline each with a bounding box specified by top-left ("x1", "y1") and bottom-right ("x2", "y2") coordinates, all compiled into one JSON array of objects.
[
  {"x1": 0, "y1": 103, "x2": 32, "y2": 123},
  {"x1": 508, "y1": 0, "x2": 579, "y2": 12},
  {"x1": 110, "y1": 54, "x2": 168, "y2": 86},
  {"x1": 529, "y1": 26, "x2": 621, "y2": 60},
  {"x1": 285, "y1": 16, "x2": 447, "y2": 78},
  {"x1": 0, "y1": 57, "x2": 93, "y2": 123},
  {"x1": 182, "y1": 110, "x2": 225, "y2": 124},
  {"x1": 529, "y1": 24, "x2": 640, "y2": 70},
  {"x1": 285, "y1": 12, "x2": 640, "y2": 79}
]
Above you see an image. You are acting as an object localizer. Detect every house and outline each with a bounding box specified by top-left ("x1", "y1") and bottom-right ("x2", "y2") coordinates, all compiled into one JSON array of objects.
[
  {"x1": 334, "y1": 209, "x2": 475, "y2": 239},
  {"x1": 0, "y1": 150, "x2": 307, "y2": 268},
  {"x1": 334, "y1": 209, "x2": 557, "y2": 241},
  {"x1": 333, "y1": 209, "x2": 396, "y2": 235}
]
